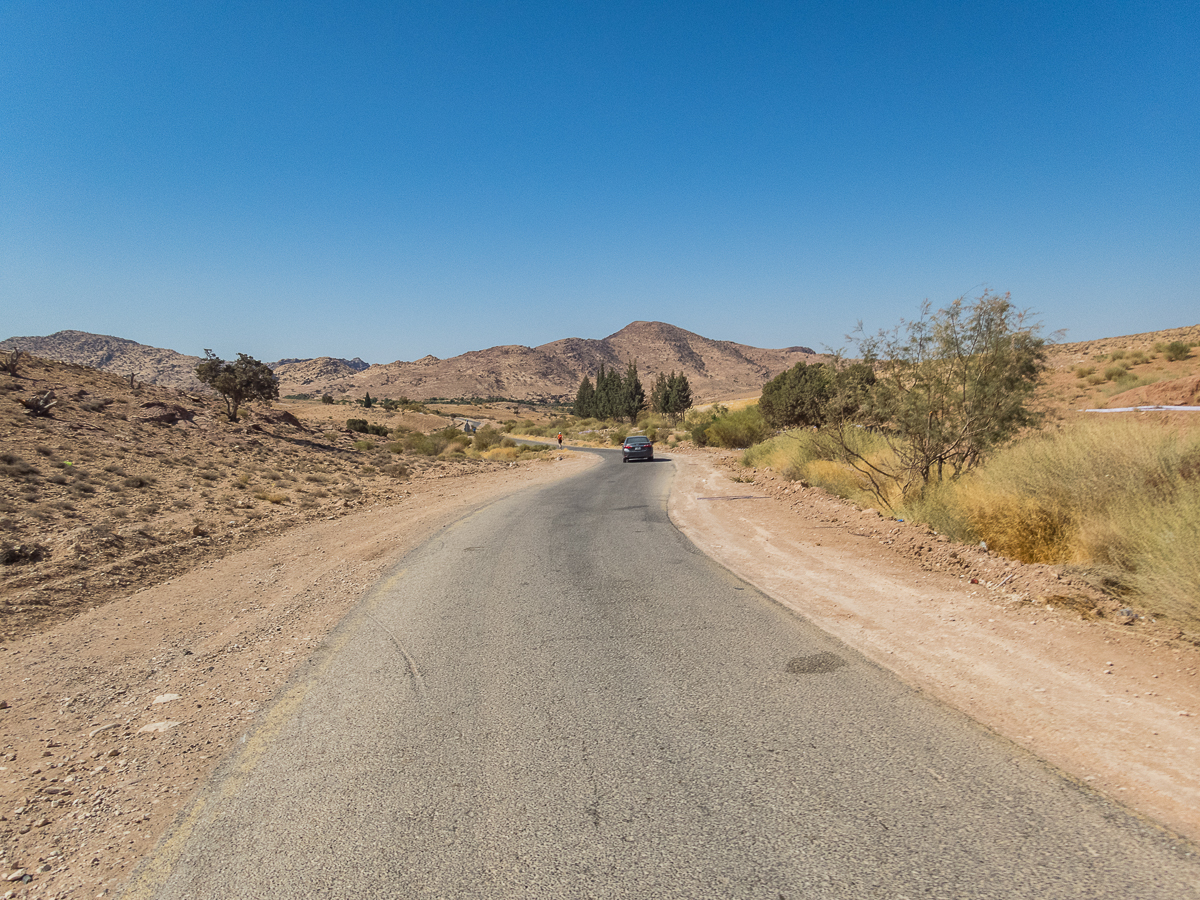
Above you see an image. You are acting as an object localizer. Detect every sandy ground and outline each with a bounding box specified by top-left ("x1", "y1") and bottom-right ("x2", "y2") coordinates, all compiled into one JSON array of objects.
[{"x1": 0, "y1": 446, "x2": 1198, "y2": 898}]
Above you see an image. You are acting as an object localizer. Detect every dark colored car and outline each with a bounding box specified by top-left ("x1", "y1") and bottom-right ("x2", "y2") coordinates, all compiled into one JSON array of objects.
[{"x1": 622, "y1": 435, "x2": 654, "y2": 463}]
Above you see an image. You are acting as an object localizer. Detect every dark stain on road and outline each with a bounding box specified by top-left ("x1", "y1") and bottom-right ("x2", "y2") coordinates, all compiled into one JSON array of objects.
[{"x1": 785, "y1": 652, "x2": 847, "y2": 675}]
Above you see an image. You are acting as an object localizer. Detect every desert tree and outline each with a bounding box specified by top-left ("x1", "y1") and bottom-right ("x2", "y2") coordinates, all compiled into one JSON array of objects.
[
  {"x1": 822, "y1": 291, "x2": 1050, "y2": 504},
  {"x1": 195, "y1": 350, "x2": 280, "y2": 421}
]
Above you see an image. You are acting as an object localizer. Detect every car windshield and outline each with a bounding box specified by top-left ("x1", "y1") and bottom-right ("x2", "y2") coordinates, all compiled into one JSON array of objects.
[{"x1": 625, "y1": 437, "x2": 650, "y2": 445}]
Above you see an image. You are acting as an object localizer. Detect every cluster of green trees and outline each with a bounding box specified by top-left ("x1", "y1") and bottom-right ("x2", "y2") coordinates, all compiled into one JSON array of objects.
[
  {"x1": 649, "y1": 371, "x2": 693, "y2": 424},
  {"x1": 573, "y1": 363, "x2": 694, "y2": 425},
  {"x1": 573, "y1": 362, "x2": 645, "y2": 423},
  {"x1": 758, "y1": 361, "x2": 876, "y2": 430}
]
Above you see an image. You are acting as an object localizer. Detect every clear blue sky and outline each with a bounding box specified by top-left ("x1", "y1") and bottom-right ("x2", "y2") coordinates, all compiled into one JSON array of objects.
[{"x1": 2, "y1": 1, "x2": 1197, "y2": 363}]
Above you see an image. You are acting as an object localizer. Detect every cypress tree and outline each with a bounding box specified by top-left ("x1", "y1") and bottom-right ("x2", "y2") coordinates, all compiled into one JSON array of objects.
[
  {"x1": 573, "y1": 376, "x2": 596, "y2": 418},
  {"x1": 621, "y1": 361, "x2": 646, "y2": 424}
]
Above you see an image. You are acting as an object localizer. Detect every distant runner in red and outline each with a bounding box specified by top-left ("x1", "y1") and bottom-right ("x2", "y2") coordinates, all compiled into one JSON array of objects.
[{"x1": 557, "y1": 432, "x2": 563, "y2": 447}]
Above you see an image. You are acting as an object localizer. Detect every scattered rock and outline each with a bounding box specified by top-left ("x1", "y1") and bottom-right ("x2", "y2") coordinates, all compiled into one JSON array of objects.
[
  {"x1": 253, "y1": 409, "x2": 305, "y2": 430},
  {"x1": 137, "y1": 721, "x2": 181, "y2": 734},
  {"x1": 0, "y1": 542, "x2": 50, "y2": 566},
  {"x1": 152, "y1": 694, "x2": 181, "y2": 704},
  {"x1": 131, "y1": 401, "x2": 195, "y2": 425}
]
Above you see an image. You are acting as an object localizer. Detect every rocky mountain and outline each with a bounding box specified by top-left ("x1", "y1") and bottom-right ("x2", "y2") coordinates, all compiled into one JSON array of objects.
[
  {"x1": 2, "y1": 322, "x2": 820, "y2": 403},
  {"x1": 273, "y1": 357, "x2": 372, "y2": 393},
  {"x1": 0, "y1": 330, "x2": 207, "y2": 393},
  {"x1": 286, "y1": 322, "x2": 819, "y2": 403},
  {"x1": 270, "y1": 356, "x2": 369, "y2": 372}
]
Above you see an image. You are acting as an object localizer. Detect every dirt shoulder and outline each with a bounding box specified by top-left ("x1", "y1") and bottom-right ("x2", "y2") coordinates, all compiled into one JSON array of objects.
[
  {"x1": 0, "y1": 451, "x2": 597, "y2": 899},
  {"x1": 667, "y1": 446, "x2": 1200, "y2": 846}
]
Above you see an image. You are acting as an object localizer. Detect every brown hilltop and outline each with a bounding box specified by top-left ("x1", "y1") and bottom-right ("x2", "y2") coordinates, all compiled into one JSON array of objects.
[
  {"x1": 290, "y1": 321, "x2": 819, "y2": 403},
  {"x1": 1, "y1": 322, "x2": 821, "y2": 404}
]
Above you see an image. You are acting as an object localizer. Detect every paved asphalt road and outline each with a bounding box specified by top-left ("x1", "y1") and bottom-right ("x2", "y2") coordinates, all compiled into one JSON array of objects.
[{"x1": 126, "y1": 449, "x2": 1200, "y2": 899}]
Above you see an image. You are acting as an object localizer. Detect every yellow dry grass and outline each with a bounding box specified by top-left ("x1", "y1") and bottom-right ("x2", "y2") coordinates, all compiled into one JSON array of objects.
[{"x1": 747, "y1": 416, "x2": 1200, "y2": 630}]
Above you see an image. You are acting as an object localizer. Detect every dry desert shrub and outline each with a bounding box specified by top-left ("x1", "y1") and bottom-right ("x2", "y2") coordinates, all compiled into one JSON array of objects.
[
  {"x1": 744, "y1": 427, "x2": 904, "y2": 508},
  {"x1": 747, "y1": 415, "x2": 1200, "y2": 630},
  {"x1": 938, "y1": 419, "x2": 1200, "y2": 629}
]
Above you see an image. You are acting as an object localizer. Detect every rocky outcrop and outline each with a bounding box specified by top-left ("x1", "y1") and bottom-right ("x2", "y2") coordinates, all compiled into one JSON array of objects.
[
  {"x1": 3, "y1": 322, "x2": 825, "y2": 405},
  {"x1": 0, "y1": 331, "x2": 206, "y2": 393}
]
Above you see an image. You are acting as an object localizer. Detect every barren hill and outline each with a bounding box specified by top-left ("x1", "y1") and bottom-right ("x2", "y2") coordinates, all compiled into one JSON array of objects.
[
  {"x1": 283, "y1": 321, "x2": 820, "y2": 403},
  {"x1": 0, "y1": 330, "x2": 206, "y2": 393},
  {"x1": 273, "y1": 357, "x2": 370, "y2": 392},
  {"x1": 3, "y1": 323, "x2": 818, "y2": 404},
  {"x1": 270, "y1": 356, "x2": 369, "y2": 371}
]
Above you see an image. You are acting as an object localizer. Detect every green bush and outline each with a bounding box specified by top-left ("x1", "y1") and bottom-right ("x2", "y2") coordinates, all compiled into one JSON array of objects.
[
  {"x1": 401, "y1": 432, "x2": 437, "y2": 456},
  {"x1": 347, "y1": 419, "x2": 389, "y2": 436},
  {"x1": 1102, "y1": 364, "x2": 1128, "y2": 381},
  {"x1": 1164, "y1": 341, "x2": 1192, "y2": 362},
  {"x1": 473, "y1": 425, "x2": 503, "y2": 452},
  {"x1": 704, "y1": 406, "x2": 771, "y2": 449}
]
